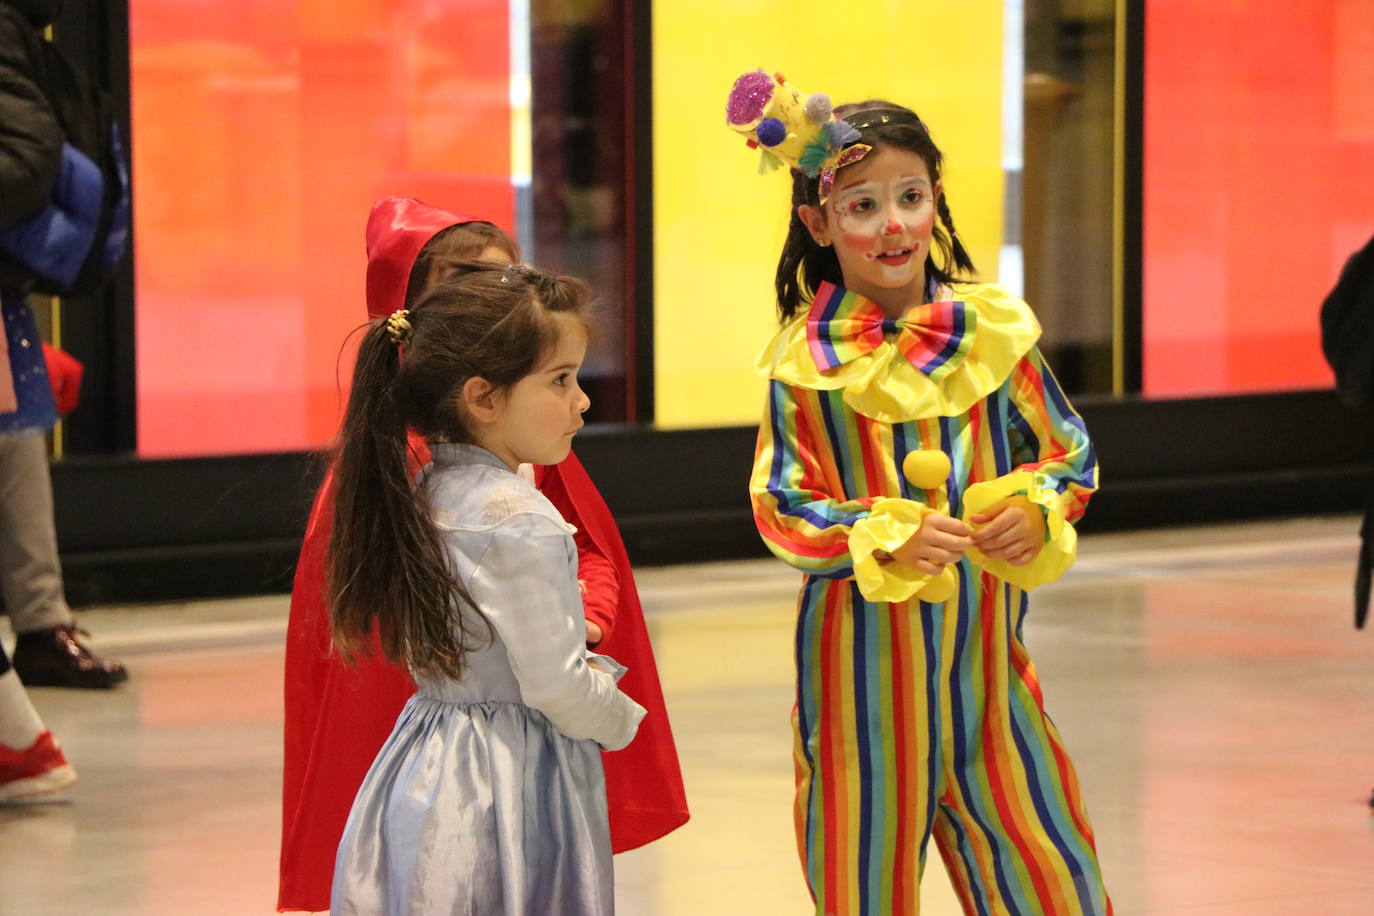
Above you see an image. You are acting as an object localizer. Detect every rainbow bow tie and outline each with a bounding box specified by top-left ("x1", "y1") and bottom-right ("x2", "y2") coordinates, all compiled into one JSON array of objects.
[{"x1": 805, "y1": 282, "x2": 976, "y2": 381}]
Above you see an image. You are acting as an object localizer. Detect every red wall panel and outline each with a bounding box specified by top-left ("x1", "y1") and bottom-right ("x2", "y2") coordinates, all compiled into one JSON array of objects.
[{"x1": 1143, "y1": 1, "x2": 1374, "y2": 397}]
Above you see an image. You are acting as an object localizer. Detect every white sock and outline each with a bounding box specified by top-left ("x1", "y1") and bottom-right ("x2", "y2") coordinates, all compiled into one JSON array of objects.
[{"x1": 0, "y1": 668, "x2": 45, "y2": 750}]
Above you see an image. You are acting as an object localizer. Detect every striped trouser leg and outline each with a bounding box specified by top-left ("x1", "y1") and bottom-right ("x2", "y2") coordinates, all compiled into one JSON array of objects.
[
  {"x1": 792, "y1": 579, "x2": 942, "y2": 915},
  {"x1": 931, "y1": 575, "x2": 1112, "y2": 916}
]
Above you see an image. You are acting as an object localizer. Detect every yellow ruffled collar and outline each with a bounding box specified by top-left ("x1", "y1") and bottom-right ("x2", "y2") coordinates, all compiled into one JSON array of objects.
[{"x1": 756, "y1": 282, "x2": 1041, "y2": 423}]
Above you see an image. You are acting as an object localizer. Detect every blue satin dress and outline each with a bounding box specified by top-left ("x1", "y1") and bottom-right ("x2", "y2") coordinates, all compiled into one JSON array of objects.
[{"x1": 330, "y1": 444, "x2": 646, "y2": 916}]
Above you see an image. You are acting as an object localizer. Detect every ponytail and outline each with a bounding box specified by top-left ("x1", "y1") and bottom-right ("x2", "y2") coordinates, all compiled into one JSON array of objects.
[
  {"x1": 935, "y1": 192, "x2": 975, "y2": 276},
  {"x1": 328, "y1": 320, "x2": 488, "y2": 681},
  {"x1": 775, "y1": 176, "x2": 843, "y2": 322}
]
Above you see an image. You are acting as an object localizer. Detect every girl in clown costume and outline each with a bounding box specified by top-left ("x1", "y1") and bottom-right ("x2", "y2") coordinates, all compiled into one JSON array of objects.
[{"x1": 730, "y1": 71, "x2": 1111, "y2": 915}]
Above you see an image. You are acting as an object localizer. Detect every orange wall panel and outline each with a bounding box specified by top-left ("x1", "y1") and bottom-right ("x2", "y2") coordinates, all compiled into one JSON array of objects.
[{"x1": 130, "y1": 1, "x2": 513, "y2": 456}]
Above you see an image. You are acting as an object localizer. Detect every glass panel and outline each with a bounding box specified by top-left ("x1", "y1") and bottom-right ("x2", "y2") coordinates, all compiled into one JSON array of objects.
[
  {"x1": 1142, "y1": 0, "x2": 1372, "y2": 397},
  {"x1": 528, "y1": 1, "x2": 632, "y2": 423},
  {"x1": 129, "y1": 0, "x2": 515, "y2": 456},
  {"x1": 1022, "y1": 0, "x2": 1118, "y2": 396}
]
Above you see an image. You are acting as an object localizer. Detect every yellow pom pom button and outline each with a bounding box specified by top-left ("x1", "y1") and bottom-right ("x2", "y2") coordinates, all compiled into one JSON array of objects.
[{"x1": 902, "y1": 449, "x2": 951, "y2": 490}]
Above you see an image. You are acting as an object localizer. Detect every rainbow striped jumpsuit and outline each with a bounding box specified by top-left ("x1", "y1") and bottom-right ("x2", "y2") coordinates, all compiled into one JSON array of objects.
[{"x1": 750, "y1": 281, "x2": 1111, "y2": 915}]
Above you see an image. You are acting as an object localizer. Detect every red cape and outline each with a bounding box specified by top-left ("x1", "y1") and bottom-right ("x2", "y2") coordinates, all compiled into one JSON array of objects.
[{"x1": 278, "y1": 444, "x2": 688, "y2": 912}]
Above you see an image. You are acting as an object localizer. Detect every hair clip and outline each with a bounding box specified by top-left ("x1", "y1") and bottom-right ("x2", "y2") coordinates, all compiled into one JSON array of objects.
[{"x1": 500, "y1": 264, "x2": 528, "y2": 285}]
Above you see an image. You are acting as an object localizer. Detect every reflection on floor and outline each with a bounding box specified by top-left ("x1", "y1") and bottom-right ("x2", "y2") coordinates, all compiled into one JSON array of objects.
[{"x1": 3, "y1": 517, "x2": 1374, "y2": 915}]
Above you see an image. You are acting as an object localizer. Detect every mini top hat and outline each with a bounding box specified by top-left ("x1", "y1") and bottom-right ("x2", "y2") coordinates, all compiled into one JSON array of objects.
[{"x1": 724, "y1": 69, "x2": 872, "y2": 205}]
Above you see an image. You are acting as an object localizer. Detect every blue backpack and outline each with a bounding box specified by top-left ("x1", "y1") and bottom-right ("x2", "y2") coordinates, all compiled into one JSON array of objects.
[{"x1": 0, "y1": 30, "x2": 130, "y2": 296}]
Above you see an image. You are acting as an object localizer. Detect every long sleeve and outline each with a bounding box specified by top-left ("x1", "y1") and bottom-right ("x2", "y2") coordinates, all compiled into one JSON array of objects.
[
  {"x1": 465, "y1": 513, "x2": 644, "y2": 751},
  {"x1": 572, "y1": 522, "x2": 619, "y2": 645},
  {"x1": 0, "y1": 13, "x2": 61, "y2": 228},
  {"x1": 751, "y1": 380, "x2": 873, "y2": 578},
  {"x1": 1005, "y1": 347, "x2": 1098, "y2": 522},
  {"x1": 750, "y1": 380, "x2": 931, "y2": 596},
  {"x1": 964, "y1": 347, "x2": 1099, "y2": 589}
]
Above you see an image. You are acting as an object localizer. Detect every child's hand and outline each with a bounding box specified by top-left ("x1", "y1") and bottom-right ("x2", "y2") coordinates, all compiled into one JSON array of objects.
[
  {"x1": 882, "y1": 513, "x2": 972, "y2": 576},
  {"x1": 585, "y1": 620, "x2": 603, "y2": 644},
  {"x1": 970, "y1": 496, "x2": 1045, "y2": 566}
]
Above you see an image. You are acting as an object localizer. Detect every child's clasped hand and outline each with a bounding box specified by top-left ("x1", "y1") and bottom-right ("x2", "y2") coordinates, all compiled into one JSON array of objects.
[
  {"x1": 969, "y1": 496, "x2": 1045, "y2": 567},
  {"x1": 887, "y1": 513, "x2": 972, "y2": 575}
]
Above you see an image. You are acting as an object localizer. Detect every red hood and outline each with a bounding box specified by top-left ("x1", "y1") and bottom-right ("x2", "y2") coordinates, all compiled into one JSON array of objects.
[{"x1": 364, "y1": 197, "x2": 477, "y2": 320}]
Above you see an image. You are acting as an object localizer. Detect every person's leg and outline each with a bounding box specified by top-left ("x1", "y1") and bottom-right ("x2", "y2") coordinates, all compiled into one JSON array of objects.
[
  {"x1": 0, "y1": 641, "x2": 77, "y2": 801},
  {"x1": 933, "y1": 576, "x2": 1111, "y2": 916},
  {"x1": 792, "y1": 580, "x2": 940, "y2": 915},
  {"x1": 0, "y1": 431, "x2": 72, "y2": 633},
  {"x1": 0, "y1": 431, "x2": 126, "y2": 688}
]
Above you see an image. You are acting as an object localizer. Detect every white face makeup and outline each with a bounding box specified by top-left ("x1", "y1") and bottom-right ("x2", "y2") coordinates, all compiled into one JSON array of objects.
[{"x1": 801, "y1": 145, "x2": 940, "y2": 318}]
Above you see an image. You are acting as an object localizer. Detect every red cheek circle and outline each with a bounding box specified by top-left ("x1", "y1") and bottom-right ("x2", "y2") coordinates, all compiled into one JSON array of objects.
[{"x1": 840, "y1": 231, "x2": 873, "y2": 250}]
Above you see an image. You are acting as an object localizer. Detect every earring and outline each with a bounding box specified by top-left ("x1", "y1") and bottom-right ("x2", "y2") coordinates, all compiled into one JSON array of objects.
[{"x1": 817, "y1": 239, "x2": 832, "y2": 247}]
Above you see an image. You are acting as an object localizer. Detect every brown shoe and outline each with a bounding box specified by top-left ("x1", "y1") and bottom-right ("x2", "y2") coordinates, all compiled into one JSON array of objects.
[{"x1": 13, "y1": 626, "x2": 129, "y2": 689}]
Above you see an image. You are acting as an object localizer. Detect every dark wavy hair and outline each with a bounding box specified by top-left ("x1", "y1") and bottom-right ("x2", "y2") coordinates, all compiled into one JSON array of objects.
[
  {"x1": 773, "y1": 100, "x2": 976, "y2": 322},
  {"x1": 328, "y1": 263, "x2": 590, "y2": 680}
]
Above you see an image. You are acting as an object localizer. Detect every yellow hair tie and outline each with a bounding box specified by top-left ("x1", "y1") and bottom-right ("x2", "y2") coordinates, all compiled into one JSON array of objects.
[{"x1": 385, "y1": 309, "x2": 413, "y2": 346}]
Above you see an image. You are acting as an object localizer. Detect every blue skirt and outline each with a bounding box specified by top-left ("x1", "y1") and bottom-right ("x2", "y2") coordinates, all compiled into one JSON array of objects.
[{"x1": 331, "y1": 696, "x2": 615, "y2": 916}]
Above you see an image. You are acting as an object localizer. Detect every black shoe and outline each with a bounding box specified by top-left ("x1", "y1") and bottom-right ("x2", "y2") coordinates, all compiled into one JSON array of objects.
[{"x1": 13, "y1": 626, "x2": 129, "y2": 689}]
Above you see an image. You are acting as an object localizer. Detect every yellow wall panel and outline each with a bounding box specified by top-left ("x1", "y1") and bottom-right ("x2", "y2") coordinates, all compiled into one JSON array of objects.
[{"x1": 653, "y1": 1, "x2": 1006, "y2": 428}]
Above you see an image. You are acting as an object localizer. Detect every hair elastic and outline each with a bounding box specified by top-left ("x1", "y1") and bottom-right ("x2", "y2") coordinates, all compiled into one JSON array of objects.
[{"x1": 385, "y1": 309, "x2": 413, "y2": 346}]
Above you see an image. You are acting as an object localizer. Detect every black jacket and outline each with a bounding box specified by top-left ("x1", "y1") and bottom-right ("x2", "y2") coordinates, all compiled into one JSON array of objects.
[
  {"x1": 0, "y1": 0, "x2": 63, "y2": 230},
  {"x1": 1320, "y1": 234, "x2": 1374, "y2": 410}
]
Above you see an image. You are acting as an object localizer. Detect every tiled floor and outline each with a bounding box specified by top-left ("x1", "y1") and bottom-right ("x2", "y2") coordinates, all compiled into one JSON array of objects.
[{"x1": 3, "y1": 516, "x2": 1373, "y2": 914}]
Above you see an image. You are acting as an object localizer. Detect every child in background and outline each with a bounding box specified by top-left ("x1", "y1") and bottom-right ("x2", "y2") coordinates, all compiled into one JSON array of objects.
[
  {"x1": 327, "y1": 260, "x2": 643, "y2": 914},
  {"x1": 732, "y1": 72, "x2": 1111, "y2": 915},
  {"x1": 279, "y1": 198, "x2": 686, "y2": 912}
]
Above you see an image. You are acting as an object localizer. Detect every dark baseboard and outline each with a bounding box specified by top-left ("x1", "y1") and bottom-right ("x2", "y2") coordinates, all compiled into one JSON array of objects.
[
  {"x1": 62, "y1": 540, "x2": 302, "y2": 608},
  {"x1": 53, "y1": 389, "x2": 1373, "y2": 605}
]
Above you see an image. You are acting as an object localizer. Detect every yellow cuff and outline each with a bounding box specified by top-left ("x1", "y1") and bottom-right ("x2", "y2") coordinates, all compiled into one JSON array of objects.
[
  {"x1": 962, "y1": 471, "x2": 1076, "y2": 591},
  {"x1": 849, "y1": 498, "x2": 936, "y2": 603}
]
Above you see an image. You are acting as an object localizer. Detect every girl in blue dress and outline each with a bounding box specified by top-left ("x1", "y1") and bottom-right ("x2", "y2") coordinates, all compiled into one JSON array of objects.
[{"x1": 327, "y1": 262, "x2": 645, "y2": 915}]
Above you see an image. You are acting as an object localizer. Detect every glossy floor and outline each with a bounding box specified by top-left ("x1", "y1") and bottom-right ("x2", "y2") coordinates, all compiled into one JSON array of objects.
[{"x1": 2, "y1": 517, "x2": 1373, "y2": 915}]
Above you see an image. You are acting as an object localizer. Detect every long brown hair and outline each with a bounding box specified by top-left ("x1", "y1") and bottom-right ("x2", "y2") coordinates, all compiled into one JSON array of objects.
[{"x1": 329, "y1": 263, "x2": 590, "y2": 680}]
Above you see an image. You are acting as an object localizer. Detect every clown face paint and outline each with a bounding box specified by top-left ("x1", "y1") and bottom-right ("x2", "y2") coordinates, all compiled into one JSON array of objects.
[{"x1": 825, "y1": 145, "x2": 938, "y2": 318}]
